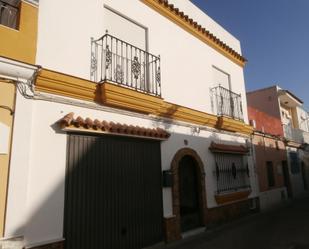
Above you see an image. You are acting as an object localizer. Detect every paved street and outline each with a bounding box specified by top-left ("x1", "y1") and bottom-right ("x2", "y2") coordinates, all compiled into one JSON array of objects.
[{"x1": 165, "y1": 197, "x2": 309, "y2": 249}]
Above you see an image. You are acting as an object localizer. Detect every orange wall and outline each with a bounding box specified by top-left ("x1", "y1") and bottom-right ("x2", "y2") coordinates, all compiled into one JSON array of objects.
[
  {"x1": 247, "y1": 86, "x2": 282, "y2": 123},
  {"x1": 248, "y1": 106, "x2": 284, "y2": 136}
]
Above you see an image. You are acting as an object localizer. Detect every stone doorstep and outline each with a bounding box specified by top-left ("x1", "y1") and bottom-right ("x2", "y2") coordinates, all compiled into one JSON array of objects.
[
  {"x1": 24, "y1": 239, "x2": 64, "y2": 249},
  {"x1": 153, "y1": 199, "x2": 307, "y2": 249},
  {"x1": 181, "y1": 227, "x2": 206, "y2": 239},
  {"x1": 0, "y1": 236, "x2": 24, "y2": 249},
  {"x1": 148, "y1": 211, "x2": 261, "y2": 249}
]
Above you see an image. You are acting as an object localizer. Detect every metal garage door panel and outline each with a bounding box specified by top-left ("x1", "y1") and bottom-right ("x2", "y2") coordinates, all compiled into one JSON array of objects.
[{"x1": 64, "y1": 133, "x2": 163, "y2": 249}]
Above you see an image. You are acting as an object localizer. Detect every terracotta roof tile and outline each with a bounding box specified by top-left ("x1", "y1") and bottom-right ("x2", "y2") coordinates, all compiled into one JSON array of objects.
[
  {"x1": 209, "y1": 142, "x2": 249, "y2": 154},
  {"x1": 84, "y1": 118, "x2": 93, "y2": 129},
  {"x1": 59, "y1": 113, "x2": 170, "y2": 140},
  {"x1": 155, "y1": 0, "x2": 246, "y2": 63},
  {"x1": 93, "y1": 119, "x2": 102, "y2": 129},
  {"x1": 59, "y1": 112, "x2": 74, "y2": 128},
  {"x1": 74, "y1": 116, "x2": 84, "y2": 127}
]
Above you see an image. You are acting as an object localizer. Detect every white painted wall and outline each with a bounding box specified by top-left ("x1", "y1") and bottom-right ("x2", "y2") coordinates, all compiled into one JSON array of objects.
[
  {"x1": 36, "y1": 0, "x2": 248, "y2": 123},
  {"x1": 168, "y1": 0, "x2": 242, "y2": 53},
  {"x1": 5, "y1": 92, "x2": 34, "y2": 238},
  {"x1": 296, "y1": 106, "x2": 309, "y2": 132},
  {"x1": 212, "y1": 66, "x2": 230, "y2": 90},
  {"x1": 161, "y1": 128, "x2": 257, "y2": 213},
  {"x1": 6, "y1": 0, "x2": 251, "y2": 245},
  {"x1": 6, "y1": 94, "x2": 257, "y2": 245},
  {"x1": 259, "y1": 187, "x2": 287, "y2": 211},
  {"x1": 103, "y1": 6, "x2": 146, "y2": 50},
  {"x1": 286, "y1": 147, "x2": 308, "y2": 198}
]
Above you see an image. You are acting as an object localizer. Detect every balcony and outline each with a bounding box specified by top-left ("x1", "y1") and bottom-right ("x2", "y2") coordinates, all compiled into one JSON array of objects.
[
  {"x1": 278, "y1": 89, "x2": 303, "y2": 108},
  {"x1": 211, "y1": 85, "x2": 244, "y2": 121},
  {"x1": 91, "y1": 33, "x2": 161, "y2": 97},
  {"x1": 0, "y1": 0, "x2": 19, "y2": 29},
  {"x1": 283, "y1": 124, "x2": 309, "y2": 144}
]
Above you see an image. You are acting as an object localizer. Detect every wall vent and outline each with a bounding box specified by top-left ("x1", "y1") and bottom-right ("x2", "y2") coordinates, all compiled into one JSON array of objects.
[{"x1": 249, "y1": 119, "x2": 256, "y2": 128}]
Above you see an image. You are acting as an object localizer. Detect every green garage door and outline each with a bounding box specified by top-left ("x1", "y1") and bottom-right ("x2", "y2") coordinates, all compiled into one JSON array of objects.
[{"x1": 64, "y1": 133, "x2": 163, "y2": 249}]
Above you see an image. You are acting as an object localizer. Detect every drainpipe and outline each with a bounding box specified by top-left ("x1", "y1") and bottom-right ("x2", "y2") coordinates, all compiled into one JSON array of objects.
[
  {"x1": 0, "y1": 56, "x2": 41, "y2": 100},
  {"x1": 249, "y1": 132, "x2": 260, "y2": 209},
  {"x1": 0, "y1": 57, "x2": 39, "y2": 82},
  {"x1": 0, "y1": 56, "x2": 39, "y2": 245}
]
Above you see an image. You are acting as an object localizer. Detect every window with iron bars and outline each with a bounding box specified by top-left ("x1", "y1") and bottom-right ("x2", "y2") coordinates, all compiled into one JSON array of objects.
[
  {"x1": 213, "y1": 153, "x2": 251, "y2": 194},
  {"x1": 0, "y1": 0, "x2": 19, "y2": 29}
]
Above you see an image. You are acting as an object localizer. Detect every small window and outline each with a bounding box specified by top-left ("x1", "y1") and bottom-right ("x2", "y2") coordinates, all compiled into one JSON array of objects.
[
  {"x1": 266, "y1": 161, "x2": 275, "y2": 188},
  {"x1": 0, "y1": 0, "x2": 19, "y2": 29}
]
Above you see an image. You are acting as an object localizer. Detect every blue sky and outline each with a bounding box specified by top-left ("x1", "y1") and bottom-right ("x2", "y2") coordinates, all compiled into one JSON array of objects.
[{"x1": 191, "y1": 0, "x2": 309, "y2": 106}]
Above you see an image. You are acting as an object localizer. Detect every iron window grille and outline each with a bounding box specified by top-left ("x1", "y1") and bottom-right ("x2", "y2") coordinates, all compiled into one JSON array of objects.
[
  {"x1": 210, "y1": 85, "x2": 244, "y2": 121},
  {"x1": 0, "y1": 0, "x2": 19, "y2": 29},
  {"x1": 213, "y1": 153, "x2": 251, "y2": 194},
  {"x1": 91, "y1": 32, "x2": 161, "y2": 97}
]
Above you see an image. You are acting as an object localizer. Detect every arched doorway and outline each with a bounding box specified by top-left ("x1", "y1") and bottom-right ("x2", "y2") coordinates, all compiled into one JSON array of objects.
[
  {"x1": 171, "y1": 148, "x2": 207, "y2": 234},
  {"x1": 179, "y1": 155, "x2": 202, "y2": 232}
]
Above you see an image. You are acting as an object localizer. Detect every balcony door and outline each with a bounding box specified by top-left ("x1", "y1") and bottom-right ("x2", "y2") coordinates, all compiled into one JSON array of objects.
[
  {"x1": 212, "y1": 66, "x2": 231, "y2": 90},
  {"x1": 103, "y1": 6, "x2": 153, "y2": 92},
  {"x1": 212, "y1": 67, "x2": 234, "y2": 117},
  {"x1": 103, "y1": 6, "x2": 147, "y2": 50},
  {"x1": 179, "y1": 155, "x2": 202, "y2": 232}
]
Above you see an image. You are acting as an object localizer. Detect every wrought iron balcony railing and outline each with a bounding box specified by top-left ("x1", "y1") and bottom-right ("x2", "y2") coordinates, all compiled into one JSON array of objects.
[
  {"x1": 211, "y1": 85, "x2": 244, "y2": 121},
  {"x1": 0, "y1": 0, "x2": 19, "y2": 29},
  {"x1": 91, "y1": 33, "x2": 161, "y2": 97},
  {"x1": 283, "y1": 124, "x2": 309, "y2": 144}
]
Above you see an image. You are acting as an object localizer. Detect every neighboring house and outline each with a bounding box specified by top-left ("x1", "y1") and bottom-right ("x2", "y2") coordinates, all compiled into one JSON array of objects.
[
  {"x1": 247, "y1": 86, "x2": 309, "y2": 203},
  {"x1": 247, "y1": 106, "x2": 289, "y2": 210},
  {"x1": 1, "y1": 1, "x2": 257, "y2": 249},
  {"x1": 0, "y1": 0, "x2": 39, "y2": 245}
]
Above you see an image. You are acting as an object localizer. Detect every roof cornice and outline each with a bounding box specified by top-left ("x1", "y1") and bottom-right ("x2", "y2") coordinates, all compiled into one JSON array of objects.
[{"x1": 141, "y1": 0, "x2": 247, "y2": 67}]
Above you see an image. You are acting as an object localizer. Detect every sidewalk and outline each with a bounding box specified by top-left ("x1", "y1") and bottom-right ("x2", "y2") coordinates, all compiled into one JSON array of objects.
[{"x1": 156, "y1": 197, "x2": 309, "y2": 249}]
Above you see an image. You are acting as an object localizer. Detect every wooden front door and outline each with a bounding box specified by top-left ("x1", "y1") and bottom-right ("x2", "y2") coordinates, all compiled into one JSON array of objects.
[{"x1": 179, "y1": 155, "x2": 202, "y2": 232}]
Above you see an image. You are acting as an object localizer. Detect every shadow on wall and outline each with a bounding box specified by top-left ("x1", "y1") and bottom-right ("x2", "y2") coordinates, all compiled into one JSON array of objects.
[
  {"x1": 11, "y1": 127, "x2": 167, "y2": 249},
  {"x1": 10, "y1": 121, "x2": 267, "y2": 248},
  {"x1": 254, "y1": 140, "x2": 288, "y2": 193},
  {"x1": 151, "y1": 104, "x2": 179, "y2": 131},
  {"x1": 253, "y1": 138, "x2": 309, "y2": 199}
]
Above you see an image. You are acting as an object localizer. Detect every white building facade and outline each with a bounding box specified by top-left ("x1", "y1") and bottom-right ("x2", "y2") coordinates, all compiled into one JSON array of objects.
[{"x1": 3, "y1": 1, "x2": 257, "y2": 248}]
